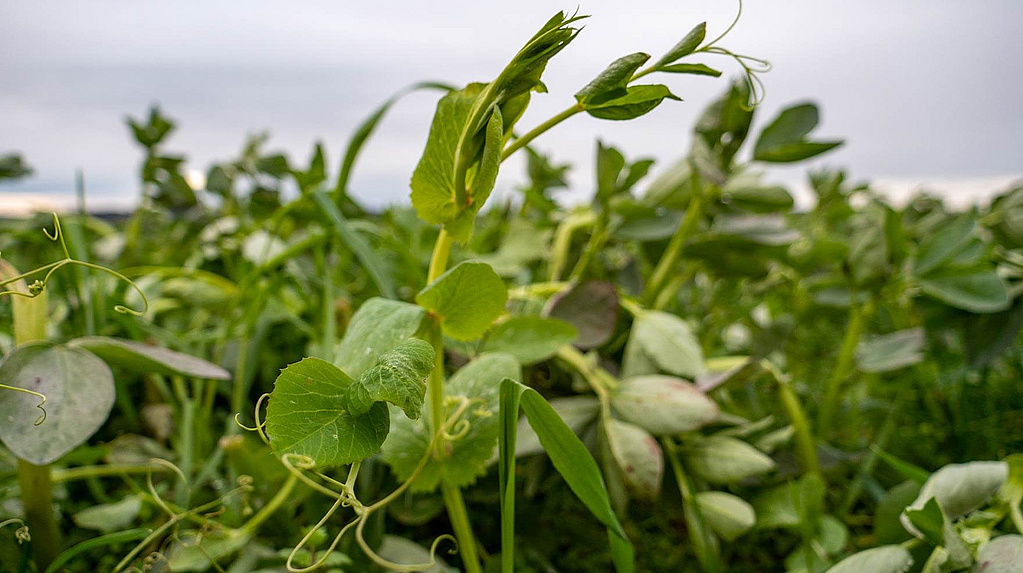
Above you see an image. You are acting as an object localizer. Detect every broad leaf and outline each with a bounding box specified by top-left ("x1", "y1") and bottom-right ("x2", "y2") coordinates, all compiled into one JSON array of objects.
[
  {"x1": 753, "y1": 103, "x2": 842, "y2": 163},
  {"x1": 335, "y1": 298, "x2": 426, "y2": 378},
  {"x1": 0, "y1": 343, "x2": 115, "y2": 465},
  {"x1": 343, "y1": 338, "x2": 434, "y2": 419},
  {"x1": 913, "y1": 217, "x2": 977, "y2": 276},
  {"x1": 605, "y1": 419, "x2": 663, "y2": 499},
  {"x1": 481, "y1": 316, "x2": 577, "y2": 364},
  {"x1": 683, "y1": 436, "x2": 775, "y2": 484},
  {"x1": 917, "y1": 269, "x2": 1010, "y2": 313},
  {"x1": 825, "y1": 545, "x2": 914, "y2": 573},
  {"x1": 382, "y1": 353, "x2": 521, "y2": 491},
  {"x1": 70, "y1": 336, "x2": 230, "y2": 380},
  {"x1": 416, "y1": 261, "x2": 508, "y2": 341},
  {"x1": 544, "y1": 281, "x2": 620, "y2": 348},
  {"x1": 907, "y1": 460, "x2": 1008, "y2": 520},
  {"x1": 973, "y1": 535, "x2": 1023, "y2": 573},
  {"x1": 410, "y1": 84, "x2": 484, "y2": 226},
  {"x1": 695, "y1": 491, "x2": 756, "y2": 541},
  {"x1": 582, "y1": 85, "x2": 680, "y2": 121},
  {"x1": 73, "y1": 496, "x2": 143, "y2": 533},
  {"x1": 611, "y1": 375, "x2": 718, "y2": 435},
  {"x1": 499, "y1": 377, "x2": 634, "y2": 573},
  {"x1": 576, "y1": 53, "x2": 650, "y2": 102},
  {"x1": 622, "y1": 310, "x2": 704, "y2": 378},
  {"x1": 265, "y1": 357, "x2": 389, "y2": 467},
  {"x1": 856, "y1": 328, "x2": 926, "y2": 373}
]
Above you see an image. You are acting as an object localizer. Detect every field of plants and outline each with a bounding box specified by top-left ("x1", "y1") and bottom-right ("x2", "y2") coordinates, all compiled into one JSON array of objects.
[{"x1": 2, "y1": 7, "x2": 1023, "y2": 573}]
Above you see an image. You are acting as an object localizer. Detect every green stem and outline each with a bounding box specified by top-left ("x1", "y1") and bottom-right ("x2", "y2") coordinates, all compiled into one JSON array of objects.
[
  {"x1": 423, "y1": 228, "x2": 482, "y2": 573},
  {"x1": 240, "y1": 473, "x2": 299, "y2": 535},
  {"x1": 548, "y1": 211, "x2": 595, "y2": 282},
  {"x1": 818, "y1": 301, "x2": 867, "y2": 434},
  {"x1": 766, "y1": 362, "x2": 820, "y2": 476},
  {"x1": 569, "y1": 212, "x2": 609, "y2": 281},
  {"x1": 441, "y1": 481, "x2": 482, "y2": 573},
  {"x1": 1, "y1": 261, "x2": 60, "y2": 570},
  {"x1": 664, "y1": 438, "x2": 721, "y2": 573},
  {"x1": 52, "y1": 463, "x2": 169, "y2": 483},
  {"x1": 643, "y1": 191, "x2": 703, "y2": 307},
  {"x1": 500, "y1": 103, "x2": 584, "y2": 162}
]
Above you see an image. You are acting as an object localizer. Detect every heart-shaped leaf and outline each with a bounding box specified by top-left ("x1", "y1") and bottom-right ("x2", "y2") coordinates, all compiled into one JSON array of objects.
[{"x1": 334, "y1": 297, "x2": 426, "y2": 378}]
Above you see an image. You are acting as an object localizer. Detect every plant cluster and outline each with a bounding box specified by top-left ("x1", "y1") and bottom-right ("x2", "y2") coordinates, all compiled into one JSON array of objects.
[{"x1": 2, "y1": 5, "x2": 1023, "y2": 573}]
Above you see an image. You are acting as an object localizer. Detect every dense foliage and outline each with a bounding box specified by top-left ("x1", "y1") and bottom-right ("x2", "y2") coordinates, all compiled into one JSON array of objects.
[{"x1": 2, "y1": 7, "x2": 1023, "y2": 573}]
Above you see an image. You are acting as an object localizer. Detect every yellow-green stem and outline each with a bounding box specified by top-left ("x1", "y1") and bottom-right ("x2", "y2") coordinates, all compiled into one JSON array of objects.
[
  {"x1": 500, "y1": 103, "x2": 583, "y2": 162},
  {"x1": 1, "y1": 261, "x2": 60, "y2": 570},
  {"x1": 643, "y1": 194, "x2": 703, "y2": 307},
  {"x1": 818, "y1": 301, "x2": 867, "y2": 434},
  {"x1": 423, "y1": 228, "x2": 482, "y2": 573},
  {"x1": 773, "y1": 369, "x2": 821, "y2": 476}
]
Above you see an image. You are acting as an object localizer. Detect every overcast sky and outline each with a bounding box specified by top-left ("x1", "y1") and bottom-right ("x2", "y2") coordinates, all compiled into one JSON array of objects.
[{"x1": 1, "y1": 0, "x2": 1020, "y2": 213}]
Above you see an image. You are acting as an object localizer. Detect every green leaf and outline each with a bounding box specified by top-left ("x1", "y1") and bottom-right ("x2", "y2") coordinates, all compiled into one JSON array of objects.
[
  {"x1": 825, "y1": 545, "x2": 914, "y2": 573},
  {"x1": 499, "y1": 377, "x2": 634, "y2": 573},
  {"x1": 658, "y1": 63, "x2": 722, "y2": 77},
  {"x1": 416, "y1": 261, "x2": 508, "y2": 340},
  {"x1": 611, "y1": 375, "x2": 718, "y2": 435},
  {"x1": 683, "y1": 436, "x2": 775, "y2": 485},
  {"x1": 335, "y1": 82, "x2": 453, "y2": 205},
  {"x1": 265, "y1": 357, "x2": 389, "y2": 467},
  {"x1": 695, "y1": 491, "x2": 756, "y2": 541},
  {"x1": 875, "y1": 481, "x2": 921, "y2": 544},
  {"x1": 514, "y1": 396, "x2": 600, "y2": 457},
  {"x1": 856, "y1": 328, "x2": 926, "y2": 373},
  {"x1": 72, "y1": 495, "x2": 142, "y2": 533},
  {"x1": 605, "y1": 419, "x2": 663, "y2": 499},
  {"x1": 913, "y1": 217, "x2": 977, "y2": 275},
  {"x1": 69, "y1": 336, "x2": 230, "y2": 380},
  {"x1": 334, "y1": 297, "x2": 426, "y2": 378},
  {"x1": 544, "y1": 280, "x2": 620, "y2": 349},
  {"x1": 622, "y1": 310, "x2": 704, "y2": 379},
  {"x1": 655, "y1": 22, "x2": 706, "y2": 66},
  {"x1": 753, "y1": 103, "x2": 843, "y2": 163},
  {"x1": 917, "y1": 269, "x2": 1010, "y2": 313},
  {"x1": 410, "y1": 84, "x2": 486, "y2": 226},
  {"x1": 576, "y1": 53, "x2": 650, "y2": 102},
  {"x1": 481, "y1": 316, "x2": 577, "y2": 364},
  {"x1": 312, "y1": 190, "x2": 398, "y2": 299},
  {"x1": 582, "y1": 85, "x2": 680, "y2": 121},
  {"x1": 377, "y1": 536, "x2": 457, "y2": 572},
  {"x1": 0, "y1": 343, "x2": 115, "y2": 465},
  {"x1": 907, "y1": 460, "x2": 1008, "y2": 520},
  {"x1": 343, "y1": 338, "x2": 434, "y2": 419},
  {"x1": 382, "y1": 353, "x2": 521, "y2": 491},
  {"x1": 973, "y1": 535, "x2": 1023, "y2": 573}
]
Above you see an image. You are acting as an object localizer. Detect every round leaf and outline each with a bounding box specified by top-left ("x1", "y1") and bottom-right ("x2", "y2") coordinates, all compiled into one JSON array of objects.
[
  {"x1": 544, "y1": 280, "x2": 620, "y2": 349},
  {"x1": 606, "y1": 419, "x2": 663, "y2": 500},
  {"x1": 683, "y1": 436, "x2": 775, "y2": 485},
  {"x1": 416, "y1": 261, "x2": 508, "y2": 341},
  {"x1": 695, "y1": 491, "x2": 756, "y2": 541},
  {"x1": 0, "y1": 343, "x2": 115, "y2": 465},
  {"x1": 825, "y1": 545, "x2": 913, "y2": 573}
]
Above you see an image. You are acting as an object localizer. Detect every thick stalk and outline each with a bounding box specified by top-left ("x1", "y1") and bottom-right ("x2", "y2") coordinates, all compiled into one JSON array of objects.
[
  {"x1": 1, "y1": 261, "x2": 60, "y2": 570},
  {"x1": 818, "y1": 301, "x2": 866, "y2": 434},
  {"x1": 441, "y1": 481, "x2": 482, "y2": 572},
  {"x1": 643, "y1": 194, "x2": 704, "y2": 307}
]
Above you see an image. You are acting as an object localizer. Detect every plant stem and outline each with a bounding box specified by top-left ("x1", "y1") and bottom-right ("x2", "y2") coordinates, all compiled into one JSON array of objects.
[
  {"x1": 441, "y1": 481, "x2": 482, "y2": 573},
  {"x1": 765, "y1": 362, "x2": 820, "y2": 476},
  {"x1": 643, "y1": 192, "x2": 703, "y2": 307},
  {"x1": 500, "y1": 103, "x2": 584, "y2": 162},
  {"x1": 423, "y1": 227, "x2": 482, "y2": 573},
  {"x1": 52, "y1": 463, "x2": 170, "y2": 483},
  {"x1": 818, "y1": 300, "x2": 867, "y2": 434},
  {"x1": 240, "y1": 473, "x2": 299, "y2": 535},
  {"x1": 663, "y1": 438, "x2": 721, "y2": 573},
  {"x1": 1, "y1": 261, "x2": 60, "y2": 570}
]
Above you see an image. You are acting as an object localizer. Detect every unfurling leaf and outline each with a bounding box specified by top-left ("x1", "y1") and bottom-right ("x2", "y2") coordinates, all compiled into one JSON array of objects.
[
  {"x1": 334, "y1": 297, "x2": 426, "y2": 378},
  {"x1": 654, "y1": 22, "x2": 707, "y2": 67},
  {"x1": 576, "y1": 53, "x2": 650, "y2": 103},
  {"x1": 582, "y1": 85, "x2": 680, "y2": 121},
  {"x1": 343, "y1": 338, "x2": 434, "y2": 419},
  {"x1": 752, "y1": 103, "x2": 842, "y2": 163}
]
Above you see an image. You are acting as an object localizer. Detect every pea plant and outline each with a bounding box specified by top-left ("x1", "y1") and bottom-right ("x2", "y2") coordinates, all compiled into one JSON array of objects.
[{"x1": 3, "y1": 3, "x2": 1023, "y2": 573}]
